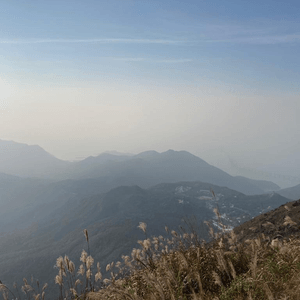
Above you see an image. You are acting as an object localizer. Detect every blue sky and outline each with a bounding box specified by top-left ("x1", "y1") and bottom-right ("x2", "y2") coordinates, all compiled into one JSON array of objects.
[
  {"x1": 1, "y1": 0, "x2": 299, "y2": 88},
  {"x1": 0, "y1": 0, "x2": 299, "y2": 187}
]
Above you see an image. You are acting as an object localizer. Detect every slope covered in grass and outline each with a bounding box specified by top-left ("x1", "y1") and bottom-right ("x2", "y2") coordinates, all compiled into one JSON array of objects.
[{"x1": 1, "y1": 198, "x2": 300, "y2": 300}]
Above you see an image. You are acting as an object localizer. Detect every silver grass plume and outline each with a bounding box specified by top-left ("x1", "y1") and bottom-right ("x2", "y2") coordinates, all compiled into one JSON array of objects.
[
  {"x1": 137, "y1": 222, "x2": 147, "y2": 233},
  {"x1": 80, "y1": 250, "x2": 88, "y2": 263}
]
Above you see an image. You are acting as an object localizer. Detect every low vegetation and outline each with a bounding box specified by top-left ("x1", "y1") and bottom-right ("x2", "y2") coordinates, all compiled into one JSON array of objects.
[{"x1": 1, "y1": 203, "x2": 300, "y2": 300}]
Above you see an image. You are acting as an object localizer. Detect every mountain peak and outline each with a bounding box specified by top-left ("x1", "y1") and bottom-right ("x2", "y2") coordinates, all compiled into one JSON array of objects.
[
  {"x1": 160, "y1": 149, "x2": 208, "y2": 163},
  {"x1": 0, "y1": 139, "x2": 69, "y2": 178},
  {"x1": 135, "y1": 150, "x2": 159, "y2": 158}
]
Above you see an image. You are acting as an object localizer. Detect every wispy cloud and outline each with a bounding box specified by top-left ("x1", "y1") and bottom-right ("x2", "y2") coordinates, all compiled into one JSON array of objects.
[
  {"x1": 0, "y1": 38, "x2": 186, "y2": 45},
  {"x1": 206, "y1": 33, "x2": 300, "y2": 45},
  {"x1": 2, "y1": 34, "x2": 298, "y2": 46},
  {"x1": 112, "y1": 57, "x2": 146, "y2": 62},
  {"x1": 154, "y1": 59, "x2": 193, "y2": 63},
  {"x1": 194, "y1": 21, "x2": 300, "y2": 45},
  {"x1": 112, "y1": 57, "x2": 192, "y2": 63}
]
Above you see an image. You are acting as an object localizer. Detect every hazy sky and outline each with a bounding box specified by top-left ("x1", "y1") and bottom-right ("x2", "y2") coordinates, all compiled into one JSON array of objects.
[{"x1": 0, "y1": 0, "x2": 299, "y2": 185}]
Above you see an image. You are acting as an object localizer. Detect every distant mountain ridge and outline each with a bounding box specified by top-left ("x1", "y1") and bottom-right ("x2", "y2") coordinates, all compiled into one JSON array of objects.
[
  {"x1": 234, "y1": 176, "x2": 280, "y2": 193},
  {"x1": 277, "y1": 183, "x2": 300, "y2": 200},
  {"x1": 0, "y1": 139, "x2": 70, "y2": 177},
  {"x1": 0, "y1": 140, "x2": 281, "y2": 195},
  {"x1": 68, "y1": 149, "x2": 279, "y2": 195}
]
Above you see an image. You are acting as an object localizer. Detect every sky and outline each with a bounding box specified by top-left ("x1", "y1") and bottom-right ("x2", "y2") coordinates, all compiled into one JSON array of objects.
[{"x1": 0, "y1": 0, "x2": 299, "y2": 187}]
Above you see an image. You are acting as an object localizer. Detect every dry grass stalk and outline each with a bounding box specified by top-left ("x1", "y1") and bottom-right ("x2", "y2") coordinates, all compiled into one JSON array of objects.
[{"x1": 3, "y1": 197, "x2": 300, "y2": 300}]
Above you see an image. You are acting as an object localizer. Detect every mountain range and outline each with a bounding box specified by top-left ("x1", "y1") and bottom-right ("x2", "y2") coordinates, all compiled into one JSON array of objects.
[
  {"x1": 0, "y1": 139, "x2": 300, "y2": 298},
  {"x1": 0, "y1": 140, "x2": 281, "y2": 195}
]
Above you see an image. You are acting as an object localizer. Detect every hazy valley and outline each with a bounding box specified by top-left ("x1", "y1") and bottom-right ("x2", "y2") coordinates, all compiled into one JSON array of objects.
[{"x1": 0, "y1": 140, "x2": 299, "y2": 298}]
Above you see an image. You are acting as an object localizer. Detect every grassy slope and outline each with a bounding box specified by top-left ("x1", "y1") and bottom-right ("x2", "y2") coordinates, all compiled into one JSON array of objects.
[{"x1": 1, "y1": 199, "x2": 300, "y2": 300}]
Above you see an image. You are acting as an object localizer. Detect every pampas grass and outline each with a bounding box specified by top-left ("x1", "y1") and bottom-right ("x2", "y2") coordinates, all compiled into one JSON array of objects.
[
  {"x1": 85, "y1": 206, "x2": 300, "y2": 300},
  {"x1": 2, "y1": 198, "x2": 300, "y2": 300}
]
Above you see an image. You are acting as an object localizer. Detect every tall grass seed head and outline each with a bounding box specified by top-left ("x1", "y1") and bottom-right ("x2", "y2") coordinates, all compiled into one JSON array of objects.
[
  {"x1": 80, "y1": 250, "x2": 88, "y2": 263},
  {"x1": 78, "y1": 264, "x2": 85, "y2": 276},
  {"x1": 86, "y1": 255, "x2": 94, "y2": 269},
  {"x1": 137, "y1": 222, "x2": 147, "y2": 233},
  {"x1": 84, "y1": 229, "x2": 89, "y2": 242}
]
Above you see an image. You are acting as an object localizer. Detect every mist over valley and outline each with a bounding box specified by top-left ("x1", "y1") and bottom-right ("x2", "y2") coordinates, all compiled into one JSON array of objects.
[{"x1": 0, "y1": 140, "x2": 299, "y2": 298}]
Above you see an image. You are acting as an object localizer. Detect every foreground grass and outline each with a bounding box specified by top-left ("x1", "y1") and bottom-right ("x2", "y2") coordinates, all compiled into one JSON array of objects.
[
  {"x1": 86, "y1": 223, "x2": 300, "y2": 300},
  {"x1": 1, "y1": 209, "x2": 300, "y2": 299}
]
